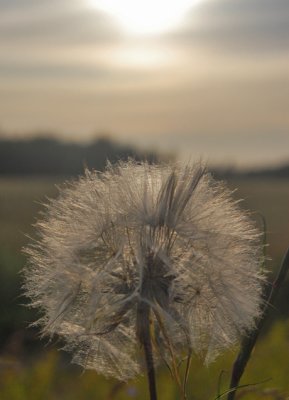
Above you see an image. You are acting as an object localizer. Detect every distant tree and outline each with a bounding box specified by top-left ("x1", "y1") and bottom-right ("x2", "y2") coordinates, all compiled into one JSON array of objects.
[{"x1": 0, "y1": 136, "x2": 158, "y2": 175}]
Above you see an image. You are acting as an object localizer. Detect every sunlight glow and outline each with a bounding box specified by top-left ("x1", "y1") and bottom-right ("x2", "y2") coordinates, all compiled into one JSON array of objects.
[
  {"x1": 88, "y1": 0, "x2": 200, "y2": 35},
  {"x1": 113, "y1": 47, "x2": 169, "y2": 68}
]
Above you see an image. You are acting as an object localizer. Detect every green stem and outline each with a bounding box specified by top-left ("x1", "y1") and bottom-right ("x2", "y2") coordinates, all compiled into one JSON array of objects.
[
  {"x1": 137, "y1": 302, "x2": 157, "y2": 400},
  {"x1": 227, "y1": 247, "x2": 289, "y2": 400},
  {"x1": 144, "y1": 332, "x2": 157, "y2": 400},
  {"x1": 153, "y1": 308, "x2": 186, "y2": 400}
]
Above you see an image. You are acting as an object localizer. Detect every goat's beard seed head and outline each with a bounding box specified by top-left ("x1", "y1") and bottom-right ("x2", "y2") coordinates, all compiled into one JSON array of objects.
[{"x1": 23, "y1": 161, "x2": 265, "y2": 380}]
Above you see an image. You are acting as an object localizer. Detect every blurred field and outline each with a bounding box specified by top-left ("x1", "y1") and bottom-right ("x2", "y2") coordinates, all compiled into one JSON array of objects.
[
  {"x1": 228, "y1": 178, "x2": 289, "y2": 263},
  {"x1": 0, "y1": 176, "x2": 289, "y2": 399}
]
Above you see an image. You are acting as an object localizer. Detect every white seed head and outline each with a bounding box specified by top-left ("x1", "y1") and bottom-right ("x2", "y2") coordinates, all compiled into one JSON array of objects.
[{"x1": 23, "y1": 161, "x2": 265, "y2": 380}]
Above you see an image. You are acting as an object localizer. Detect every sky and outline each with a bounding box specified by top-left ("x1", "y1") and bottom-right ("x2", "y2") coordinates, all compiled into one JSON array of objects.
[{"x1": 0, "y1": 0, "x2": 288, "y2": 168}]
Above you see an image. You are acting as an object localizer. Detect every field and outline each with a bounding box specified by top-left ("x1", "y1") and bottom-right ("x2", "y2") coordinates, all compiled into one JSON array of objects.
[{"x1": 0, "y1": 176, "x2": 289, "y2": 399}]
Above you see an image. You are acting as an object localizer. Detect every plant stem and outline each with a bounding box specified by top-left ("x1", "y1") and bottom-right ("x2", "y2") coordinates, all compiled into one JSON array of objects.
[
  {"x1": 153, "y1": 309, "x2": 187, "y2": 400},
  {"x1": 227, "y1": 247, "x2": 289, "y2": 400},
  {"x1": 137, "y1": 302, "x2": 158, "y2": 400},
  {"x1": 182, "y1": 351, "x2": 192, "y2": 400},
  {"x1": 144, "y1": 332, "x2": 158, "y2": 400}
]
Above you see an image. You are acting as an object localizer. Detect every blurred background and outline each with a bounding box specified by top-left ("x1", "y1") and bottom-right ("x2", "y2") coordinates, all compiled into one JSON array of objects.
[{"x1": 0, "y1": 0, "x2": 288, "y2": 398}]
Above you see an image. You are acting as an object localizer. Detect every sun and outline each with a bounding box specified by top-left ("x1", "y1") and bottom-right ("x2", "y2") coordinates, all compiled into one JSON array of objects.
[{"x1": 88, "y1": 0, "x2": 200, "y2": 35}]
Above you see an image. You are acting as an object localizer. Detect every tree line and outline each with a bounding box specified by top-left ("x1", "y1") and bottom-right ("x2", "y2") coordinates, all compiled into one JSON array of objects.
[
  {"x1": 0, "y1": 137, "x2": 157, "y2": 175},
  {"x1": 0, "y1": 137, "x2": 288, "y2": 177}
]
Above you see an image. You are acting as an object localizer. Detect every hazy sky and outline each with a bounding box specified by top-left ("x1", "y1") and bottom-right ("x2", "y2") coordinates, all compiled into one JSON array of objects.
[{"x1": 0, "y1": 0, "x2": 288, "y2": 167}]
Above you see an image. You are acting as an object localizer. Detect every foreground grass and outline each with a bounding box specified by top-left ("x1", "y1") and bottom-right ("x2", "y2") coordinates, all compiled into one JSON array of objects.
[{"x1": 1, "y1": 320, "x2": 289, "y2": 399}]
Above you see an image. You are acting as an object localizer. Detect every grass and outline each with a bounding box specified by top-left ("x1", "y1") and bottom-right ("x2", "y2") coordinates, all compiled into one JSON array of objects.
[
  {"x1": 1, "y1": 320, "x2": 289, "y2": 399},
  {"x1": 0, "y1": 175, "x2": 288, "y2": 399}
]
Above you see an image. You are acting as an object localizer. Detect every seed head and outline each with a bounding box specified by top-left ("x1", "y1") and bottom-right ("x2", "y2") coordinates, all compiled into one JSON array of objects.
[{"x1": 23, "y1": 161, "x2": 264, "y2": 380}]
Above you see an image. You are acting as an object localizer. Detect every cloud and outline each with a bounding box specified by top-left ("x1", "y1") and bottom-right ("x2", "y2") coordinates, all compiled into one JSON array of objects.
[
  {"x1": 0, "y1": 0, "x2": 119, "y2": 45},
  {"x1": 1, "y1": 0, "x2": 288, "y2": 76},
  {"x1": 168, "y1": 0, "x2": 289, "y2": 55},
  {"x1": 1, "y1": 0, "x2": 288, "y2": 54}
]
